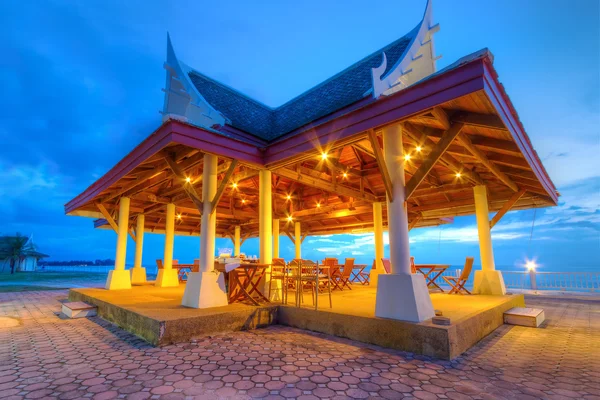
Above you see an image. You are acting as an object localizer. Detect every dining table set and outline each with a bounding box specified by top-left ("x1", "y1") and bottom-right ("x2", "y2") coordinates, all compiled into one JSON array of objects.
[{"x1": 161, "y1": 258, "x2": 454, "y2": 308}]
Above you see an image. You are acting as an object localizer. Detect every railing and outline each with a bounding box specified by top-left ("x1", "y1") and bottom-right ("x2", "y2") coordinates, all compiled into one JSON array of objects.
[{"x1": 432, "y1": 270, "x2": 600, "y2": 293}]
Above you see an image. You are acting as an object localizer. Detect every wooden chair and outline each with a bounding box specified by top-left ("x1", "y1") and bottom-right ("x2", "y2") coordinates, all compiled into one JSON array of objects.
[
  {"x1": 299, "y1": 260, "x2": 333, "y2": 309},
  {"x1": 359, "y1": 266, "x2": 370, "y2": 285},
  {"x1": 322, "y1": 258, "x2": 341, "y2": 290},
  {"x1": 268, "y1": 258, "x2": 288, "y2": 303},
  {"x1": 381, "y1": 258, "x2": 392, "y2": 274},
  {"x1": 334, "y1": 258, "x2": 355, "y2": 290},
  {"x1": 443, "y1": 257, "x2": 474, "y2": 294},
  {"x1": 410, "y1": 256, "x2": 417, "y2": 274}
]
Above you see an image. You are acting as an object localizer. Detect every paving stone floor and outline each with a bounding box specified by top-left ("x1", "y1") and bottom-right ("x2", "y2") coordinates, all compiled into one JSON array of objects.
[{"x1": 0, "y1": 290, "x2": 598, "y2": 400}]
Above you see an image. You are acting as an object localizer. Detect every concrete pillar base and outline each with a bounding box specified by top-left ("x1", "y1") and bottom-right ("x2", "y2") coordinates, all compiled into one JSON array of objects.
[
  {"x1": 130, "y1": 267, "x2": 147, "y2": 284},
  {"x1": 370, "y1": 268, "x2": 382, "y2": 287},
  {"x1": 182, "y1": 272, "x2": 228, "y2": 308},
  {"x1": 105, "y1": 269, "x2": 132, "y2": 290},
  {"x1": 155, "y1": 269, "x2": 179, "y2": 288},
  {"x1": 473, "y1": 270, "x2": 506, "y2": 295},
  {"x1": 375, "y1": 273, "x2": 434, "y2": 322}
]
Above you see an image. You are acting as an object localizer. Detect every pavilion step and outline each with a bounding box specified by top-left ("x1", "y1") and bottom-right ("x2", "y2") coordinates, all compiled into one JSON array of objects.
[
  {"x1": 503, "y1": 307, "x2": 545, "y2": 328},
  {"x1": 61, "y1": 301, "x2": 97, "y2": 319}
]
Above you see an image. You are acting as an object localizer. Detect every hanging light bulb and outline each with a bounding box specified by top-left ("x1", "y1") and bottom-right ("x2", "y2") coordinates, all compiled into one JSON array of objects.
[
  {"x1": 455, "y1": 172, "x2": 462, "y2": 178},
  {"x1": 232, "y1": 182, "x2": 238, "y2": 189},
  {"x1": 404, "y1": 154, "x2": 412, "y2": 161},
  {"x1": 177, "y1": 214, "x2": 182, "y2": 220},
  {"x1": 316, "y1": 202, "x2": 321, "y2": 208},
  {"x1": 185, "y1": 177, "x2": 191, "y2": 183},
  {"x1": 286, "y1": 194, "x2": 292, "y2": 200},
  {"x1": 415, "y1": 146, "x2": 422, "y2": 153},
  {"x1": 241, "y1": 199, "x2": 246, "y2": 204},
  {"x1": 287, "y1": 215, "x2": 293, "y2": 222},
  {"x1": 343, "y1": 172, "x2": 348, "y2": 178},
  {"x1": 321, "y1": 152, "x2": 328, "y2": 160}
]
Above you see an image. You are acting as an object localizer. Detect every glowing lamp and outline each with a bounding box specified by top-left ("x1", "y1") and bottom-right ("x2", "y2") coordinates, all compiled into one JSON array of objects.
[
  {"x1": 343, "y1": 172, "x2": 348, "y2": 178},
  {"x1": 286, "y1": 194, "x2": 292, "y2": 200},
  {"x1": 404, "y1": 154, "x2": 412, "y2": 161},
  {"x1": 455, "y1": 172, "x2": 462, "y2": 178},
  {"x1": 232, "y1": 182, "x2": 238, "y2": 189},
  {"x1": 241, "y1": 199, "x2": 246, "y2": 204},
  {"x1": 177, "y1": 214, "x2": 182, "y2": 220},
  {"x1": 526, "y1": 260, "x2": 537, "y2": 271},
  {"x1": 185, "y1": 177, "x2": 191, "y2": 183},
  {"x1": 287, "y1": 215, "x2": 293, "y2": 222},
  {"x1": 321, "y1": 152, "x2": 328, "y2": 160},
  {"x1": 415, "y1": 146, "x2": 422, "y2": 153},
  {"x1": 316, "y1": 202, "x2": 321, "y2": 208}
]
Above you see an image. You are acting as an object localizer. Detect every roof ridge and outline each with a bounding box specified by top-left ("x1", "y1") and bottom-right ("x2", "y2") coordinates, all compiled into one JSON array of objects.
[{"x1": 272, "y1": 24, "x2": 420, "y2": 110}]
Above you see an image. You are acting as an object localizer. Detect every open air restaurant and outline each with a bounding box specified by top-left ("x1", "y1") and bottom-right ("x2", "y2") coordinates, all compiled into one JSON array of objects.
[{"x1": 64, "y1": 0, "x2": 559, "y2": 360}]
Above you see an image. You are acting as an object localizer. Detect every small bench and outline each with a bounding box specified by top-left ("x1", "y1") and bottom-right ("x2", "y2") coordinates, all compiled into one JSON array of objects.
[
  {"x1": 62, "y1": 301, "x2": 97, "y2": 319},
  {"x1": 504, "y1": 307, "x2": 545, "y2": 328}
]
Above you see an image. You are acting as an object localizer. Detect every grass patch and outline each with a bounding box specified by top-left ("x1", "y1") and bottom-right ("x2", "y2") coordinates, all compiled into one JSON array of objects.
[{"x1": 0, "y1": 285, "x2": 69, "y2": 293}]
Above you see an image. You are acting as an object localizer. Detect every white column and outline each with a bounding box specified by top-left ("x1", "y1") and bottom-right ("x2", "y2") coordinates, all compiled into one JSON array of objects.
[
  {"x1": 156, "y1": 203, "x2": 179, "y2": 287},
  {"x1": 130, "y1": 214, "x2": 147, "y2": 284},
  {"x1": 384, "y1": 125, "x2": 410, "y2": 275},
  {"x1": 200, "y1": 154, "x2": 218, "y2": 272},
  {"x1": 234, "y1": 225, "x2": 241, "y2": 257},
  {"x1": 294, "y1": 222, "x2": 301, "y2": 259},
  {"x1": 105, "y1": 197, "x2": 132, "y2": 290},
  {"x1": 375, "y1": 124, "x2": 434, "y2": 322},
  {"x1": 182, "y1": 153, "x2": 228, "y2": 308},
  {"x1": 259, "y1": 170, "x2": 273, "y2": 264},
  {"x1": 371, "y1": 202, "x2": 384, "y2": 286},
  {"x1": 273, "y1": 219, "x2": 280, "y2": 259},
  {"x1": 472, "y1": 185, "x2": 506, "y2": 295}
]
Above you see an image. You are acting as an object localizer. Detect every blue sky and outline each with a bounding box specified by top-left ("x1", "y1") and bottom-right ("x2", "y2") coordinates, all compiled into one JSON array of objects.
[{"x1": 1, "y1": 0, "x2": 598, "y2": 272}]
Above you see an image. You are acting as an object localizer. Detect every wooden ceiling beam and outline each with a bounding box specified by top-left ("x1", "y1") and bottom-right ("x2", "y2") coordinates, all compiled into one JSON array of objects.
[
  {"x1": 451, "y1": 111, "x2": 507, "y2": 131},
  {"x1": 211, "y1": 160, "x2": 238, "y2": 213},
  {"x1": 457, "y1": 132, "x2": 520, "y2": 192},
  {"x1": 367, "y1": 130, "x2": 394, "y2": 201},
  {"x1": 405, "y1": 122, "x2": 483, "y2": 186},
  {"x1": 405, "y1": 122, "x2": 465, "y2": 199},
  {"x1": 490, "y1": 189, "x2": 526, "y2": 229},
  {"x1": 164, "y1": 153, "x2": 204, "y2": 214},
  {"x1": 96, "y1": 203, "x2": 136, "y2": 241},
  {"x1": 273, "y1": 167, "x2": 377, "y2": 202}
]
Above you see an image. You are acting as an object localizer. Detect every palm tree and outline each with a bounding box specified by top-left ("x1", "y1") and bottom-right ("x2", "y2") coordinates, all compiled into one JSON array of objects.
[{"x1": 1, "y1": 233, "x2": 35, "y2": 274}]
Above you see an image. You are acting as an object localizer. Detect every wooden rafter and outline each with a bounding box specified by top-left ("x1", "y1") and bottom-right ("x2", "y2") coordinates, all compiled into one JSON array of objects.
[
  {"x1": 408, "y1": 214, "x2": 422, "y2": 231},
  {"x1": 211, "y1": 160, "x2": 238, "y2": 213},
  {"x1": 96, "y1": 203, "x2": 136, "y2": 241},
  {"x1": 457, "y1": 132, "x2": 519, "y2": 192},
  {"x1": 273, "y1": 167, "x2": 377, "y2": 202},
  {"x1": 490, "y1": 189, "x2": 526, "y2": 229},
  {"x1": 405, "y1": 122, "x2": 465, "y2": 199},
  {"x1": 367, "y1": 130, "x2": 394, "y2": 201},
  {"x1": 163, "y1": 153, "x2": 204, "y2": 213},
  {"x1": 285, "y1": 231, "x2": 295, "y2": 244},
  {"x1": 404, "y1": 122, "x2": 483, "y2": 185},
  {"x1": 451, "y1": 111, "x2": 506, "y2": 130}
]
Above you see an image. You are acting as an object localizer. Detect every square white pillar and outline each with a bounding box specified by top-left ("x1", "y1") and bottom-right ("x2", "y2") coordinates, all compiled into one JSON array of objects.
[
  {"x1": 370, "y1": 202, "x2": 385, "y2": 287},
  {"x1": 472, "y1": 185, "x2": 506, "y2": 295},
  {"x1": 375, "y1": 124, "x2": 434, "y2": 322},
  {"x1": 105, "y1": 197, "x2": 132, "y2": 290},
  {"x1": 182, "y1": 153, "x2": 228, "y2": 308},
  {"x1": 156, "y1": 203, "x2": 179, "y2": 287},
  {"x1": 130, "y1": 214, "x2": 147, "y2": 284}
]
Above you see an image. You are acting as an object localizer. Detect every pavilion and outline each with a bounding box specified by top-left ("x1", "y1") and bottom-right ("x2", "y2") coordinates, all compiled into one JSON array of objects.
[{"x1": 65, "y1": 0, "x2": 557, "y2": 322}]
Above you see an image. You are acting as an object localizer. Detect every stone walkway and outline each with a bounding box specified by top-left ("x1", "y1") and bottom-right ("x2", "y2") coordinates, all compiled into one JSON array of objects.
[{"x1": 0, "y1": 291, "x2": 598, "y2": 399}]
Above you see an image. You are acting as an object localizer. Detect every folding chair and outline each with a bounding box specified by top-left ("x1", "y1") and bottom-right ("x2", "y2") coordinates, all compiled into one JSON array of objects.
[
  {"x1": 334, "y1": 258, "x2": 355, "y2": 290},
  {"x1": 443, "y1": 257, "x2": 474, "y2": 294},
  {"x1": 268, "y1": 258, "x2": 288, "y2": 303}
]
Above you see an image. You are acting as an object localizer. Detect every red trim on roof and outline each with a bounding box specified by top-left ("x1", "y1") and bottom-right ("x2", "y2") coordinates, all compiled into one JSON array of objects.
[{"x1": 481, "y1": 60, "x2": 558, "y2": 204}]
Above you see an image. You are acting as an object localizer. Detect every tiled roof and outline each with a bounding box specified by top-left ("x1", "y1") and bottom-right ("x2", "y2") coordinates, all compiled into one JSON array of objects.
[{"x1": 188, "y1": 25, "x2": 418, "y2": 141}]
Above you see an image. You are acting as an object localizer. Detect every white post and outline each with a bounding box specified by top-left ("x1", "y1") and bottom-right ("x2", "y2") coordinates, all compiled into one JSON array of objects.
[
  {"x1": 273, "y1": 219, "x2": 280, "y2": 259},
  {"x1": 105, "y1": 196, "x2": 132, "y2": 290},
  {"x1": 375, "y1": 124, "x2": 434, "y2": 322},
  {"x1": 182, "y1": 153, "x2": 228, "y2": 308},
  {"x1": 259, "y1": 170, "x2": 273, "y2": 265},
  {"x1": 155, "y1": 203, "x2": 179, "y2": 287},
  {"x1": 294, "y1": 222, "x2": 301, "y2": 259},
  {"x1": 234, "y1": 225, "x2": 241, "y2": 257},
  {"x1": 472, "y1": 185, "x2": 506, "y2": 295},
  {"x1": 371, "y1": 202, "x2": 385, "y2": 286},
  {"x1": 130, "y1": 214, "x2": 147, "y2": 284},
  {"x1": 259, "y1": 170, "x2": 279, "y2": 299}
]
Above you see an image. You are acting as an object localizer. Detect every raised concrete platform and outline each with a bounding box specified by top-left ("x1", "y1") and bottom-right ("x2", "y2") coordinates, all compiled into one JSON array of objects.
[
  {"x1": 69, "y1": 285, "x2": 277, "y2": 346},
  {"x1": 69, "y1": 284, "x2": 524, "y2": 359}
]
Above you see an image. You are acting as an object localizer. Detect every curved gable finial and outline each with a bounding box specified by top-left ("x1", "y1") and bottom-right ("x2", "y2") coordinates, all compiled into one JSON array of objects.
[{"x1": 371, "y1": 0, "x2": 439, "y2": 98}]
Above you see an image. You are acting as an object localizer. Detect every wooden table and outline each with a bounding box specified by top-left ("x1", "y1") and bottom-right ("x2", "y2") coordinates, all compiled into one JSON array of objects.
[
  {"x1": 227, "y1": 263, "x2": 270, "y2": 305},
  {"x1": 350, "y1": 264, "x2": 368, "y2": 285},
  {"x1": 174, "y1": 264, "x2": 194, "y2": 282},
  {"x1": 415, "y1": 264, "x2": 450, "y2": 292}
]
